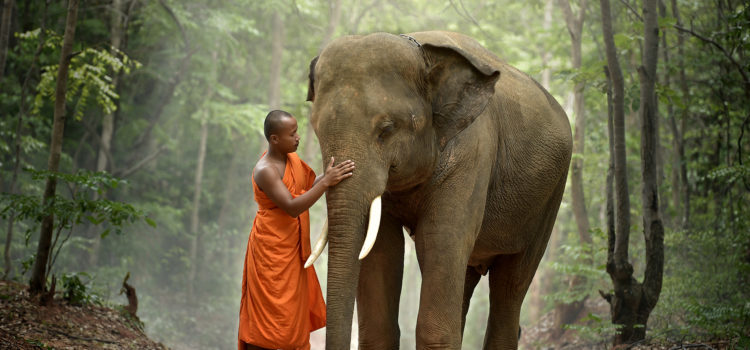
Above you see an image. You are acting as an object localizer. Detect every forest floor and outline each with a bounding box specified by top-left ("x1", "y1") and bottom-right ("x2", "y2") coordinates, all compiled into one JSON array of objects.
[
  {"x1": 519, "y1": 297, "x2": 741, "y2": 350},
  {"x1": 0, "y1": 277, "x2": 742, "y2": 350},
  {"x1": 0, "y1": 280, "x2": 167, "y2": 349}
]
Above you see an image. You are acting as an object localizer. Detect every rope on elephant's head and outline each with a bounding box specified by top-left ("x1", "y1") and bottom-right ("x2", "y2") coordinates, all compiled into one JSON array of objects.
[{"x1": 399, "y1": 34, "x2": 421, "y2": 48}]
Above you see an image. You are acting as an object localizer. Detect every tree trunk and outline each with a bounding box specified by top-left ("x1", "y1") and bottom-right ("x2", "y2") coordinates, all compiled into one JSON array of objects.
[
  {"x1": 3, "y1": 1, "x2": 47, "y2": 279},
  {"x1": 637, "y1": 0, "x2": 665, "y2": 339},
  {"x1": 599, "y1": 0, "x2": 641, "y2": 344},
  {"x1": 216, "y1": 131, "x2": 242, "y2": 234},
  {"x1": 554, "y1": 0, "x2": 590, "y2": 334},
  {"x1": 0, "y1": 0, "x2": 14, "y2": 86},
  {"x1": 671, "y1": 0, "x2": 690, "y2": 228},
  {"x1": 659, "y1": 0, "x2": 681, "y2": 227},
  {"x1": 29, "y1": 0, "x2": 79, "y2": 295},
  {"x1": 604, "y1": 66, "x2": 615, "y2": 269},
  {"x1": 319, "y1": 0, "x2": 342, "y2": 53},
  {"x1": 187, "y1": 118, "x2": 208, "y2": 302},
  {"x1": 268, "y1": 11, "x2": 284, "y2": 110},
  {"x1": 540, "y1": 0, "x2": 553, "y2": 90},
  {"x1": 89, "y1": 0, "x2": 126, "y2": 266},
  {"x1": 213, "y1": 131, "x2": 242, "y2": 273}
]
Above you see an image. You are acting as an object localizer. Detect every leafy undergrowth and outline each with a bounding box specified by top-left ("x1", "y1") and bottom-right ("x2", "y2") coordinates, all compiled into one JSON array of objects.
[
  {"x1": 0, "y1": 280, "x2": 167, "y2": 349},
  {"x1": 519, "y1": 297, "x2": 743, "y2": 350}
]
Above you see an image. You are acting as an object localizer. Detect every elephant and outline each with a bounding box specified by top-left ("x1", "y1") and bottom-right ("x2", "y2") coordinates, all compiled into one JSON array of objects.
[{"x1": 303, "y1": 31, "x2": 572, "y2": 349}]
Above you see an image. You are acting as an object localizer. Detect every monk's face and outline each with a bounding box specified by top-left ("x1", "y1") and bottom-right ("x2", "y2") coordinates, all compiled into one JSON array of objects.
[{"x1": 272, "y1": 116, "x2": 300, "y2": 154}]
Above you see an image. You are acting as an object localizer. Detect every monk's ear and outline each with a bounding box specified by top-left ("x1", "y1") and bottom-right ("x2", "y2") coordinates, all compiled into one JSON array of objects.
[{"x1": 306, "y1": 56, "x2": 319, "y2": 102}]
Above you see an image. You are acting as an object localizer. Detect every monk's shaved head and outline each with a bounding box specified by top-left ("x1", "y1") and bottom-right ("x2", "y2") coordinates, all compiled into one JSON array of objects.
[{"x1": 264, "y1": 110, "x2": 294, "y2": 141}]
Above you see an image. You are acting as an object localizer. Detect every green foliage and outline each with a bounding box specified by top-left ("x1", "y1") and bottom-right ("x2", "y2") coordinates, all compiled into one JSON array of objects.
[
  {"x1": 1, "y1": 169, "x2": 151, "y2": 235},
  {"x1": 0, "y1": 169, "x2": 152, "y2": 281},
  {"x1": 544, "y1": 229, "x2": 610, "y2": 306},
  {"x1": 116, "y1": 304, "x2": 145, "y2": 331},
  {"x1": 61, "y1": 272, "x2": 103, "y2": 306},
  {"x1": 31, "y1": 44, "x2": 140, "y2": 120},
  {"x1": 649, "y1": 221, "x2": 750, "y2": 340},
  {"x1": 563, "y1": 313, "x2": 620, "y2": 344},
  {"x1": 702, "y1": 164, "x2": 750, "y2": 186}
]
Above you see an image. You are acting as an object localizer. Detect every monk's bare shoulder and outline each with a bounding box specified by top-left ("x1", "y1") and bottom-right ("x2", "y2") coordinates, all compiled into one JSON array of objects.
[{"x1": 253, "y1": 158, "x2": 282, "y2": 194}]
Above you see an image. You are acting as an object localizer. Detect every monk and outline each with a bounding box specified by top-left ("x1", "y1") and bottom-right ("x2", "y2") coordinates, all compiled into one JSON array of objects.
[{"x1": 238, "y1": 110, "x2": 355, "y2": 350}]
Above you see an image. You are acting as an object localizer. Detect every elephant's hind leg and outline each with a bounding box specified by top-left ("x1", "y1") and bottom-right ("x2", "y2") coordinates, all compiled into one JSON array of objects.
[
  {"x1": 461, "y1": 266, "x2": 482, "y2": 338},
  {"x1": 483, "y1": 254, "x2": 526, "y2": 350},
  {"x1": 484, "y1": 178, "x2": 568, "y2": 349}
]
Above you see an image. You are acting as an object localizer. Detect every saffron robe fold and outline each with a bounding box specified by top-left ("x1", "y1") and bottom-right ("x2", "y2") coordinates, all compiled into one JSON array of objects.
[{"x1": 238, "y1": 152, "x2": 326, "y2": 350}]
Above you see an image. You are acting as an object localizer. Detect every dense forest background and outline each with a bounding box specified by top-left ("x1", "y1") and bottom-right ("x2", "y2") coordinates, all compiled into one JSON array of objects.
[{"x1": 1, "y1": 0, "x2": 748, "y2": 349}]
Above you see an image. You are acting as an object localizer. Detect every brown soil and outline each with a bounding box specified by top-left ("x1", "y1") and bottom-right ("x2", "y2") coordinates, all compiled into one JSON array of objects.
[{"x1": 0, "y1": 280, "x2": 167, "y2": 350}]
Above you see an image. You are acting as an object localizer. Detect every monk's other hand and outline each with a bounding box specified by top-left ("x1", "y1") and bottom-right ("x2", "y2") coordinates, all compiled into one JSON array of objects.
[{"x1": 323, "y1": 157, "x2": 355, "y2": 187}]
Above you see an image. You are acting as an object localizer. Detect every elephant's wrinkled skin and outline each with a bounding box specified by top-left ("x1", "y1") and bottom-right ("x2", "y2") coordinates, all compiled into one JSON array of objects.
[{"x1": 307, "y1": 31, "x2": 572, "y2": 349}]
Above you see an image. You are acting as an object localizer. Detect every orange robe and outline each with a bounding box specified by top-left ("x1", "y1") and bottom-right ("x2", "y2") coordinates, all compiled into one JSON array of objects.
[{"x1": 238, "y1": 152, "x2": 326, "y2": 350}]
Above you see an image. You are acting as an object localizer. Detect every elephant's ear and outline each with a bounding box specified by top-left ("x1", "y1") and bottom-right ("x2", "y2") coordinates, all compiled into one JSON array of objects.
[
  {"x1": 306, "y1": 56, "x2": 319, "y2": 102},
  {"x1": 422, "y1": 43, "x2": 500, "y2": 149}
]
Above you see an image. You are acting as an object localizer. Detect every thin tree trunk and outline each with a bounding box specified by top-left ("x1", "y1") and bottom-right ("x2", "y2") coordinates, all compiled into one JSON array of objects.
[
  {"x1": 637, "y1": 0, "x2": 665, "y2": 339},
  {"x1": 187, "y1": 47, "x2": 216, "y2": 301},
  {"x1": 0, "y1": 0, "x2": 14, "y2": 86},
  {"x1": 210, "y1": 131, "x2": 242, "y2": 274},
  {"x1": 3, "y1": 0, "x2": 46, "y2": 279},
  {"x1": 216, "y1": 131, "x2": 242, "y2": 234},
  {"x1": 599, "y1": 0, "x2": 641, "y2": 344},
  {"x1": 671, "y1": 0, "x2": 690, "y2": 228},
  {"x1": 29, "y1": 0, "x2": 79, "y2": 295},
  {"x1": 540, "y1": 0, "x2": 553, "y2": 90},
  {"x1": 89, "y1": 0, "x2": 125, "y2": 266},
  {"x1": 269, "y1": 11, "x2": 284, "y2": 110},
  {"x1": 187, "y1": 118, "x2": 208, "y2": 302},
  {"x1": 659, "y1": 0, "x2": 681, "y2": 226},
  {"x1": 604, "y1": 66, "x2": 615, "y2": 269},
  {"x1": 554, "y1": 0, "x2": 590, "y2": 333},
  {"x1": 348, "y1": 0, "x2": 379, "y2": 35},
  {"x1": 319, "y1": 0, "x2": 342, "y2": 53}
]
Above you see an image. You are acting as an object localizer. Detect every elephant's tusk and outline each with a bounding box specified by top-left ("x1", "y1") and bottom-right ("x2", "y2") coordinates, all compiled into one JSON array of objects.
[
  {"x1": 358, "y1": 196, "x2": 382, "y2": 260},
  {"x1": 304, "y1": 219, "x2": 328, "y2": 268}
]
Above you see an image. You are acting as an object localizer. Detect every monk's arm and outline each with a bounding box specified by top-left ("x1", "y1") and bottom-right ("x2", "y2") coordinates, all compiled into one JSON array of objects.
[{"x1": 255, "y1": 158, "x2": 354, "y2": 218}]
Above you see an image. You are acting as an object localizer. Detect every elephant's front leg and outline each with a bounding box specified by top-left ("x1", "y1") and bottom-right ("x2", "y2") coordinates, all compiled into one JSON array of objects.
[
  {"x1": 414, "y1": 194, "x2": 485, "y2": 349},
  {"x1": 357, "y1": 211, "x2": 405, "y2": 349}
]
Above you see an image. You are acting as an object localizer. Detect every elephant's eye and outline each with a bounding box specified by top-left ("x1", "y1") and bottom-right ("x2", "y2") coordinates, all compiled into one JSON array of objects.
[{"x1": 377, "y1": 123, "x2": 395, "y2": 143}]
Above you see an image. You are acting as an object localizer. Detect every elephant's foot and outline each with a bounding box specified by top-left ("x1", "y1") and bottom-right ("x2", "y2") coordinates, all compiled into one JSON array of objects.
[
  {"x1": 416, "y1": 342, "x2": 460, "y2": 350},
  {"x1": 416, "y1": 326, "x2": 462, "y2": 350}
]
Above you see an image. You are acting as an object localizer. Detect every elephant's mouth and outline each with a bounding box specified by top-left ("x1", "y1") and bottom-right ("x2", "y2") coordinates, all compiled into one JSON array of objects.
[{"x1": 304, "y1": 196, "x2": 383, "y2": 267}]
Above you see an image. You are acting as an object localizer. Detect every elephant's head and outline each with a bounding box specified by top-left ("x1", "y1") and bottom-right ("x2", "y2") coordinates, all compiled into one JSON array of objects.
[{"x1": 306, "y1": 32, "x2": 500, "y2": 348}]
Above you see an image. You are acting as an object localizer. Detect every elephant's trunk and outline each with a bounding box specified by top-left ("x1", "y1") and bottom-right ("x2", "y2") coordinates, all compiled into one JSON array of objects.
[
  {"x1": 325, "y1": 195, "x2": 368, "y2": 349},
  {"x1": 318, "y1": 132, "x2": 388, "y2": 348}
]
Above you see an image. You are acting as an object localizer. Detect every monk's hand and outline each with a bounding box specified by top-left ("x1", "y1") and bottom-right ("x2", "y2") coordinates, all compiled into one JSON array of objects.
[{"x1": 323, "y1": 157, "x2": 355, "y2": 187}]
